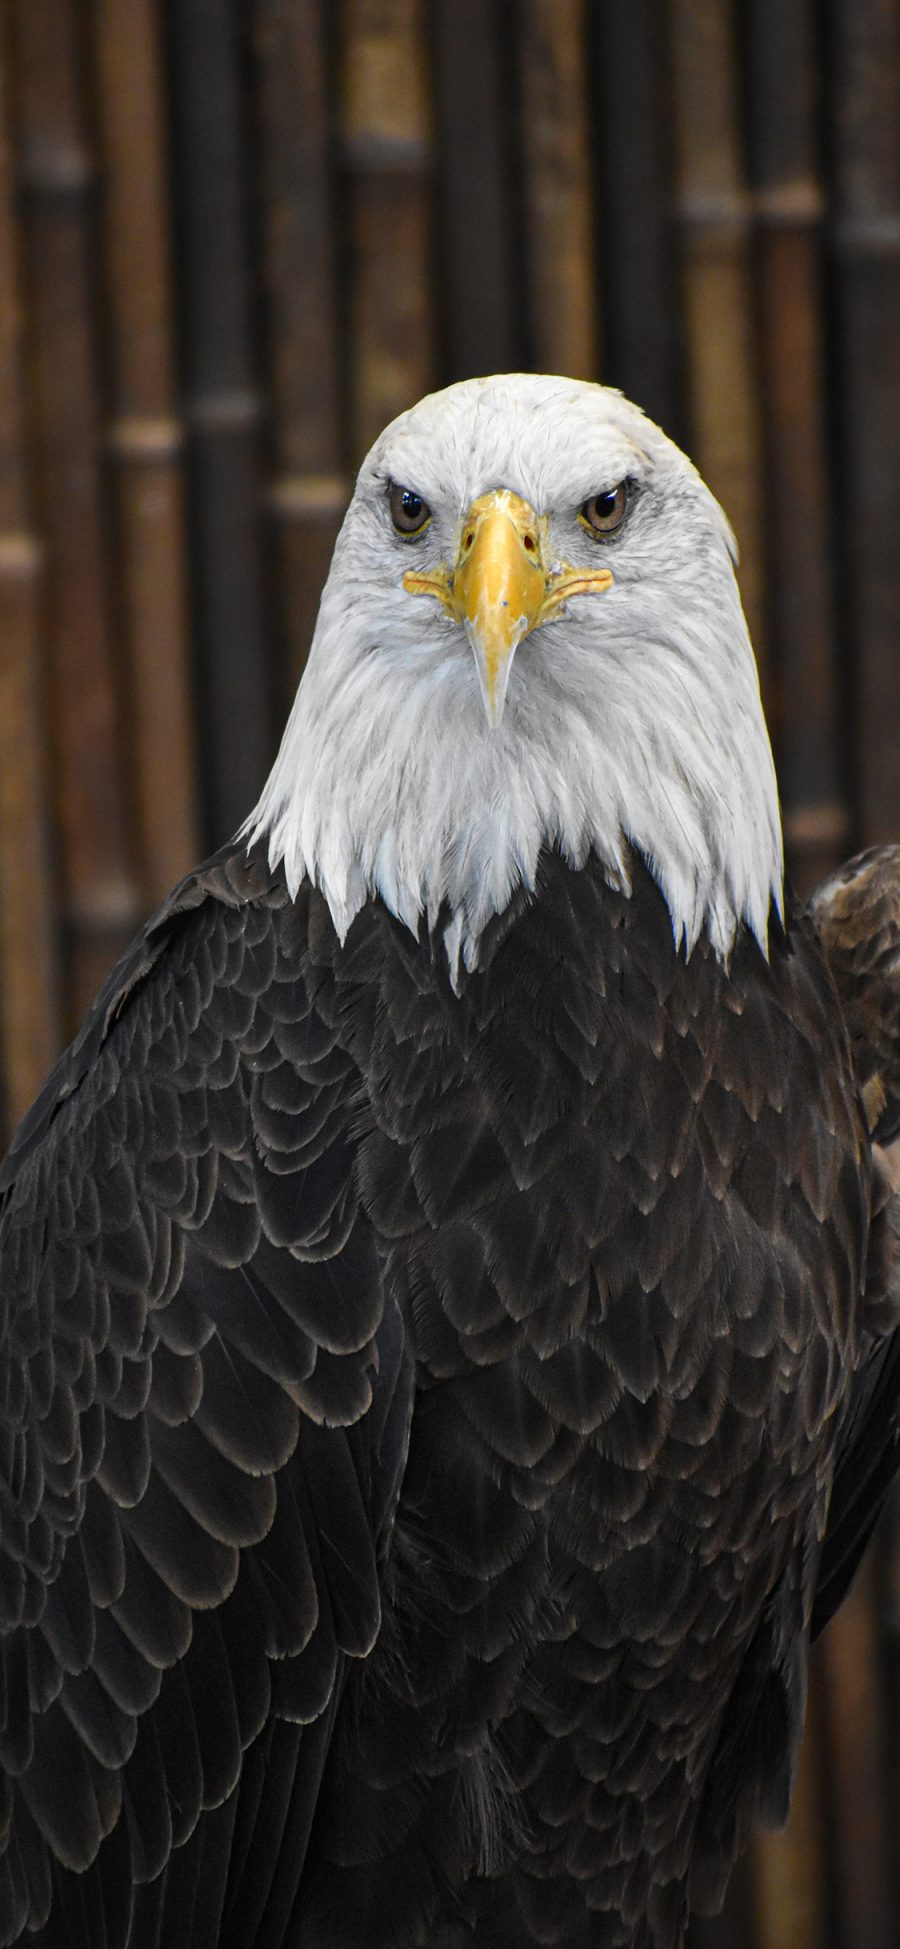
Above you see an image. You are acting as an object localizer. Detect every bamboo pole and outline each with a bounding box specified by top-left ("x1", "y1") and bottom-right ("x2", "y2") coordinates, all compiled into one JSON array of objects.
[
  {"x1": 339, "y1": 0, "x2": 436, "y2": 460},
  {"x1": 166, "y1": 0, "x2": 273, "y2": 845},
  {"x1": 749, "y1": 1672, "x2": 828, "y2": 1949},
  {"x1": 0, "y1": 21, "x2": 59, "y2": 1138},
  {"x1": 430, "y1": 0, "x2": 518, "y2": 381},
  {"x1": 254, "y1": 0, "x2": 349, "y2": 703},
  {"x1": 665, "y1": 0, "x2": 768, "y2": 688},
  {"x1": 876, "y1": 1492, "x2": 900, "y2": 1933},
  {"x1": 585, "y1": 0, "x2": 680, "y2": 431},
  {"x1": 821, "y1": 4, "x2": 900, "y2": 1896},
  {"x1": 817, "y1": 1557, "x2": 892, "y2": 1949},
  {"x1": 744, "y1": 0, "x2": 847, "y2": 896},
  {"x1": 11, "y1": 0, "x2": 143, "y2": 1029},
  {"x1": 516, "y1": 0, "x2": 597, "y2": 379},
  {"x1": 689, "y1": 1664, "x2": 829, "y2": 1949},
  {"x1": 827, "y1": 0, "x2": 900, "y2": 848},
  {"x1": 92, "y1": 0, "x2": 198, "y2": 903}
]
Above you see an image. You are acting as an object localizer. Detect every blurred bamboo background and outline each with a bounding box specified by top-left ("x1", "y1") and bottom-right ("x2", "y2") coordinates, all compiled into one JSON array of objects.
[{"x1": 0, "y1": 3, "x2": 897, "y2": 1943}]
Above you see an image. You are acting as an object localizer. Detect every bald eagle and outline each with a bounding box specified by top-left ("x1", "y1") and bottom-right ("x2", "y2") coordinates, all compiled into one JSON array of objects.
[{"x1": 1, "y1": 375, "x2": 898, "y2": 1949}]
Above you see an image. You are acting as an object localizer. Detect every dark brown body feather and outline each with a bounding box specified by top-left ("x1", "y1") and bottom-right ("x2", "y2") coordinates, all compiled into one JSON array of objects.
[{"x1": 0, "y1": 841, "x2": 896, "y2": 1948}]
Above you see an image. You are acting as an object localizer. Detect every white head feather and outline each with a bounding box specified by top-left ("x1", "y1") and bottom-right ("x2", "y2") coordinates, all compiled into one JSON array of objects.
[{"x1": 246, "y1": 375, "x2": 783, "y2": 981}]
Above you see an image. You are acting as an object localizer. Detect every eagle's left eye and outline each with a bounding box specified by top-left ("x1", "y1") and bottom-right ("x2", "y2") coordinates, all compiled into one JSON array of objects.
[
  {"x1": 579, "y1": 482, "x2": 629, "y2": 538},
  {"x1": 389, "y1": 484, "x2": 432, "y2": 536}
]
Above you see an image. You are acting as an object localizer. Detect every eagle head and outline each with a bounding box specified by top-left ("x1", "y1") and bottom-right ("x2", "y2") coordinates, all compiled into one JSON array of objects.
[{"x1": 248, "y1": 375, "x2": 783, "y2": 977}]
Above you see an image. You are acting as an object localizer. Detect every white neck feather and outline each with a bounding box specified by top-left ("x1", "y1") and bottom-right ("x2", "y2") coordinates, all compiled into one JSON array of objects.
[{"x1": 245, "y1": 550, "x2": 783, "y2": 985}]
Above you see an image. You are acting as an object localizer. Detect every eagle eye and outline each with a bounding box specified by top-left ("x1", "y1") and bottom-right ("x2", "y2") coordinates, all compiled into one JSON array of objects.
[
  {"x1": 389, "y1": 483, "x2": 432, "y2": 537},
  {"x1": 579, "y1": 481, "x2": 629, "y2": 539}
]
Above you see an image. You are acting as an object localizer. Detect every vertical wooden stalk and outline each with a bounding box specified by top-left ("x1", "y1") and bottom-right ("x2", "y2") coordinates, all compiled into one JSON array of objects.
[
  {"x1": 827, "y1": 0, "x2": 900, "y2": 847},
  {"x1": 166, "y1": 0, "x2": 273, "y2": 844},
  {"x1": 750, "y1": 1672, "x2": 828, "y2": 1949},
  {"x1": 516, "y1": 0, "x2": 598, "y2": 378},
  {"x1": 0, "y1": 24, "x2": 59, "y2": 1137},
  {"x1": 665, "y1": 0, "x2": 768, "y2": 689},
  {"x1": 818, "y1": 1558, "x2": 892, "y2": 1949},
  {"x1": 340, "y1": 0, "x2": 435, "y2": 460},
  {"x1": 877, "y1": 1491, "x2": 900, "y2": 1935},
  {"x1": 744, "y1": 0, "x2": 847, "y2": 895},
  {"x1": 430, "y1": 0, "x2": 519, "y2": 381},
  {"x1": 586, "y1": 0, "x2": 681, "y2": 433},
  {"x1": 254, "y1": 0, "x2": 348, "y2": 702},
  {"x1": 12, "y1": 0, "x2": 143, "y2": 1028},
  {"x1": 93, "y1": 0, "x2": 198, "y2": 903}
]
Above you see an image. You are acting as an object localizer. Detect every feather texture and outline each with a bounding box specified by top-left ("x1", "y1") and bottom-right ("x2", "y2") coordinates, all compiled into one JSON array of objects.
[
  {"x1": 0, "y1": 835, "x2": 897, "y2": 1947},
  {"x1": 0, "y1": 846, "x2": 413, "y2": 1947},
  {"x1": 1, "y1": 377, "x2": 898, "y2": 1947}
]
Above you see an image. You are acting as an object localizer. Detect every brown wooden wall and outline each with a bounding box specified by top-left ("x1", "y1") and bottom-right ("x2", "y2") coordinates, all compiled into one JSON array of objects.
[{"x1": 0, "y1": 4, "x2": 898, "y2": 1944}]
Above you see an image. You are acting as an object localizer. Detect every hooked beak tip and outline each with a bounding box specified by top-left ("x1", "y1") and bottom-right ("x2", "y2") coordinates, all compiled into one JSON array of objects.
[{"x1": 468, "y1": 627, "x2": 518, "y2": 730}]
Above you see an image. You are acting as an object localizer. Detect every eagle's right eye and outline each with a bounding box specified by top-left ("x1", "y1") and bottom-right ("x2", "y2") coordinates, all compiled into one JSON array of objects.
[
  {"x1": 579, "y1": 481, "x2": 630, "y2": 538},
  {"x1": 389, "y1": 484, "x2": 432, "y2": 537}
]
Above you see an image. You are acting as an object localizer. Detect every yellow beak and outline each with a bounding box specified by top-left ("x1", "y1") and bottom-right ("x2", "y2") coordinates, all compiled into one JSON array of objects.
[{"x1": 403, "y1": 489, "x2": 613, "y2": 727}]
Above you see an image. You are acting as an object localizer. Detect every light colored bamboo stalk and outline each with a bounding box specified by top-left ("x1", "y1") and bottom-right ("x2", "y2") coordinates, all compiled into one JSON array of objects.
[
  {"x1": 0, "y1": 30, "x2": 60, "y2": 1135},
  {"x1": 339, "y1": 0, "x2": 435, "y2": 460},
  {"x1": 92, "y1": 0, "x2": 198, "y2": 904},
  {"x1": 818, "y1": 1557, "x2": 892, "y2": 1948},
  {"x1": 517, "y1": 0, "x2": 598, "y2": 378},
  {"x1": 12, "y1": 0, "x2": 143, "y2": 1028},
  {"x1": 666, "y1": 0, "x2": 768, "y2": 688},
  {"x1": 750, "y1": 1667, "x2": 827, "y2": 1949},
  {"x1": 828, "y1": 0, "x2": 900, "y2": 848},
  {"x1": 876, "y1": 1494, "x2": 900, "y2": 1940},
  {"x1": 745, "y1": 0, "x2": 847, "y2": 896}
]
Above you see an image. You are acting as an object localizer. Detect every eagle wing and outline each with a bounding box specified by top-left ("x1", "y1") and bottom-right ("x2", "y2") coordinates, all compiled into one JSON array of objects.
[
  {"x1": 0, "y1": 845, "x2": 413, "y2": 1948},
  {"x1": 688, "y1": 851, "x2": 900, "y2": 1915},
  {"x1": 806, "y1": 846, "x2": 900, "y2": 1636},
  {"x1": 808, "y1": 845, "x2": 900, "y2": 1152}
]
